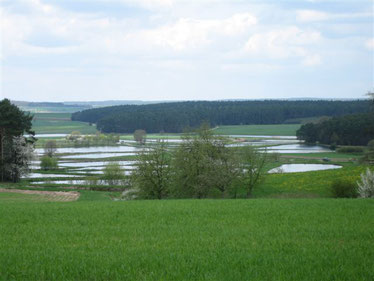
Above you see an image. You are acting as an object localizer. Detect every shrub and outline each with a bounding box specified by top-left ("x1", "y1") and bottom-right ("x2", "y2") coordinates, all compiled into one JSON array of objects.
[
  {"x1": 357, "y1": 168, "x2": 374, "y2": 198},
  {"x1": 330, "y1": 179, "x2": 358, "y2": 198},
  {"x1": 336, "y1": 146, "x2": 364, "y2": 153},
  {"x1": 101, "y1": 162, "x2": 125, "y2": 185},
  {"x1": 40, "y1": 156, "x2": 58, "y2": 171}
]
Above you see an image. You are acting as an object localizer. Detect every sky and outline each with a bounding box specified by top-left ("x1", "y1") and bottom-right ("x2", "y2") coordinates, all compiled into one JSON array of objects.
[{"x1": 0, "y1": 0, "x2": 373, "y2": 102}]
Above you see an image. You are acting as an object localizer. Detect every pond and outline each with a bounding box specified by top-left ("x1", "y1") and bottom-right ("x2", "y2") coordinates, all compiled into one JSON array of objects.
[
  {"x1": 59, "y1": 152, "x2": 137, "y2": 159},
  {"x1": 35, "y1": 145, "x2": 141, "y2": 155},
  {"x1": 59, "y1": 160, "x2": 137, "y2": 168},
  {"x1": 228, "y1": 135, "x2": 297, "y2": 139},
  {"x1": 23, "y1": 173, "x2": 82, "y2": 178},
  {"x1": 268, "y1": 164, "x2": 342, "y2": 174},
  {"x1": 262, "y1": 144, "x2": 333, "y2": 153}
]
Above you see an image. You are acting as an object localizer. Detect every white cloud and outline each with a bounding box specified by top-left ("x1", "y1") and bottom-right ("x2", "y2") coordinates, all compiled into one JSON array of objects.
[
  {"x1": 137, "y1": 13, "x2": 257, "y2": 51},
  {"x1": 244, "y1": 26, "x2": 321, "y2": 61},
  {"x1": 297, "y1": 10, "x2": 329, "y2": 22},
  {"x1": 302, "y1": 54, "x2": 322, "y2": 66},
  {"x1": 296, "y1": 9, "x2": 372, "y2": 22},
  {"x1": 365, "y1": 38, "x2": 374, "y2": 50}
]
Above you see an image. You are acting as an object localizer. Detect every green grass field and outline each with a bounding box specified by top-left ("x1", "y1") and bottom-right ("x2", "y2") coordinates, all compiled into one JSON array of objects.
[
  {"x1": 213, "y1": 124, "x2": 301, "y2": 136},
  {"x1": 255, "y1": 165, "x2": 367, "y2": 198},
  {"x1": 0, "y1": 196, "x2": 373, "y2": 281},
  {"x1": 32, "y1": 113, "x2": 97, "y2": 134}
]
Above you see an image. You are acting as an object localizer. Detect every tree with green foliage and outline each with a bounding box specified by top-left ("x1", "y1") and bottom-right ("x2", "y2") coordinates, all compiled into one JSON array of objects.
[
  {"x1": 172, "y1": 124, "x2": 238, "y2": 198},
  {"x1": 101, "y1": 162, "x2": 125, "y2": 186},
  {"x1": 131, "y1": 140, "x2": 171, "y2": 199},
  {"x1": 134, "y1": 129, "x2": 146, "y2": 145},
  {"x1": 0, "y1": 99, "x2": 35, "y2": 182},
  {"x1": 40, "y1": 156, "x2": 58, "y2": 171},
  {"x1": 238, "y1": 146, "x2": 268, "y2": 198}
]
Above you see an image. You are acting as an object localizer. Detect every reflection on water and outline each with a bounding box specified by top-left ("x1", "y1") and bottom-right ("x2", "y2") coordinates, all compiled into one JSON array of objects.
[
  {"x1": 59, "y1": 160, "x2": 136, "y2": 168},
  {"x1": 59, "y1": 152, "x2": 136, "y2": 159},
  {"x1": 35, "y1": 146, "x2": 140, "y2": 154},
  {"x1": 228, "y1": 135, "x2": 297, "y2": 139},
  {"x1": 23, "y1": 173, "x2": 81, "y2": 178},
  {"x1": 268, "y1": 164, "x2": 342, "y2": 174}
]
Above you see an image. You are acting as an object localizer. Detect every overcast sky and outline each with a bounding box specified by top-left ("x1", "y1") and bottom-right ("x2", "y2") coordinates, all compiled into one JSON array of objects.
[{"x1": 0, "y1": 0, "x2": 373, "y2": 102}]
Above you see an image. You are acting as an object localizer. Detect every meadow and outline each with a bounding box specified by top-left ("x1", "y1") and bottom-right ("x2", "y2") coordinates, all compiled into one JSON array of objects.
[
  {"x1": 213, "y1": 124, "x2": 301, "y2": 136},
  {"x1": 32, "y1": 113, "x2": 97, "y2": 134},
  {"x1": 0, "y1": 196, "x2": 373, "y2": 281}
]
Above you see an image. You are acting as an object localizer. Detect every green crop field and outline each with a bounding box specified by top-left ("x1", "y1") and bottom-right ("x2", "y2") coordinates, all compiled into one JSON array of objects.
[
  {"x1": 0, "y1": 194, "x2": 373, "y2": 281},
  {"x1": 32, "y1": 113, "x2": 97, "y2": 134},
  {"x1": 213, "y1": 124, "x2": 301, "y2": 136}
]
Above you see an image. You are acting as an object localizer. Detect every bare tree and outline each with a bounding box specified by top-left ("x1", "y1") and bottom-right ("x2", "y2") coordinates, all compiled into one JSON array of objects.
[{"x1": 44, "y1": 140, "x2": 57, "y2": 157}]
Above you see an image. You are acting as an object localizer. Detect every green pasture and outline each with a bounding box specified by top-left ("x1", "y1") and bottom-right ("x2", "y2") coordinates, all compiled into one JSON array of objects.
[
  {"x1": 213, "y1": 124, "x2": 301, "y2": 136},
  {"x1": 255, "y1": 165, "x2": 367, "y2": 198},
  {"x1": 32, "y1": 113, "x2": 97, "y2": 134},
  {"x1": 0, "y1": 196, "x2": 373, "y2": 281}
]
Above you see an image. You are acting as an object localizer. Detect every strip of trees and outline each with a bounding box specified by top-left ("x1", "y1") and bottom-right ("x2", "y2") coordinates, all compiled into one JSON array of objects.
[
  {"x1": 130, "y1": 124, "x2": 269, "y2": 199},
  {"x1": 0, "y1": 99, "x2": 35, "y2": 182},
  {"x1": 297, "y1": 112, "x2": 374, "y2": 146},
  {"x1": 71, "y1": 100, "x2": 370, "y2": 133}
]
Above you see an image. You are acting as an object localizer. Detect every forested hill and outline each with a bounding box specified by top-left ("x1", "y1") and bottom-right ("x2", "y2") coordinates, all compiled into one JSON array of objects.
[{"x1": 71, "y1": 100, "x2": 370, "y2": 133}]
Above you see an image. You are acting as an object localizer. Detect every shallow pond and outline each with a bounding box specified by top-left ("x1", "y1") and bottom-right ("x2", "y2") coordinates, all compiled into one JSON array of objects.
[
  {"x1": 23, "y1": 173, "x2": 81, "y2": 179},
  {"x1": 268, "y1": 164, "x2": 342, "y2": 174},
  {"x1": 228, "y1": 135, "x2": 297, "y2": 139},
  {"x1": 59, "y1": 152, "x2": 137, "y2": 159},
  {"x1": 59, "y1": 160, "x2": 136, "y2": 168},
  {"x1": 36, "y1": 145, "x2": 141, "y2": 155},
  {"x1": 262, "y1": 144, "x2": 333, "y2": 153}
]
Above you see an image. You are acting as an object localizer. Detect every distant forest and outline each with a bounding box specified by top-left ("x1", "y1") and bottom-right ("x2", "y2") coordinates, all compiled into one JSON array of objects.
[
  {"x1": 71, "y1": 100, "x2": 370, "y2": 133},
  {"x1": 297, "y1": 112, "x2": 374, "y2": 146}
]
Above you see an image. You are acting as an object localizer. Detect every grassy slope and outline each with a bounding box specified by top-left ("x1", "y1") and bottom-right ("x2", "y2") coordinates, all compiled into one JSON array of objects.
[
  {"x1": 32, "y1": 113, "x2": 97, "y2": 134},
  {"x1": 0, "y1": 198, "x2": 373, "y2": 281},
  {"x1": 255, "y1": 165, "x2": 367, "y2": 198},
  {"x1": 213, "y1": 124, "x2": 301, "y2": 136}
]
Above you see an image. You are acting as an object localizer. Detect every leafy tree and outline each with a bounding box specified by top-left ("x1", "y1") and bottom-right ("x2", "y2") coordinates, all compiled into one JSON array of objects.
[
  {"x1": 101, "y1": 162, "x2": 125, "y2": 186},
  {"x1": 238, "y1": 146, "x2": 268, "y2": 198},
  {"x1": 172, "y1": 124, "x2": 238, "y2": 198},
  {"x1": 131, "y1": 140, "x2": 171, "y2": 199},
  {"x1": 40, "y1": 156, "x2": 58, "y2": 171},
  {"x1": 6, "y1": 136, "x2": 35, "y2": 182},
  {"x1": 0, "y1": 99, "x2": 35, "y2": 182},
  {"x1": 134, "y1": 129, "x2": 146, "y2": 144},
  {"x1": 44, "y1": 140, "x2": 57, "y2": 157},
  {"x1": 357, "y1": 168, "x2": 374, "y2": 198}
]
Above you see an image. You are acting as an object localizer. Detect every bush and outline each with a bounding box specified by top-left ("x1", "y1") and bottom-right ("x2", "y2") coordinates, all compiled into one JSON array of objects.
[
  {"x1": 40, "y1": 156, "x2": 58, "y2": 171},
  {"x1": 336, "y1": 146, "x2": 364, "y2": 153},
  {"x1": 357, "y1": 168, "x2": 374, "y2": 198},
  {"x1": 101, "y1": 162, "x2": 125, "y2": 186},
  {"x1": 330, "y1": 179, "x2": 358, "y2": 198}
]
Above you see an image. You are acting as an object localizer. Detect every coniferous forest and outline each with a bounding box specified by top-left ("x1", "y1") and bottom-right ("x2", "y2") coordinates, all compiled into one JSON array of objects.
[
  {"x1": 297, "y1": 112, "x2": 374, "y2": 146},
  {"x1": 71, "y1": 100, "x2": 370, "y2": 133}
]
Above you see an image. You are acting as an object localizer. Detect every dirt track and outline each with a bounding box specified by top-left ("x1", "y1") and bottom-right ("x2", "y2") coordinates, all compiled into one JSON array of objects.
[{"x1": 0, "y1": 188, "x2": 80, "y2": 201}]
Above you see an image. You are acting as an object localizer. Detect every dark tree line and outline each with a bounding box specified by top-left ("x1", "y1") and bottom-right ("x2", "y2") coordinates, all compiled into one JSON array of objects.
[
  {"x1": 0, "y1": 99, "x2": 35, "y2": 182},
  {"x1": 296, "y1": 112, "x2": 374, "y2": 146},
  {"x1": 71, "y1": 100, "x2": 370, "y2": 133}
]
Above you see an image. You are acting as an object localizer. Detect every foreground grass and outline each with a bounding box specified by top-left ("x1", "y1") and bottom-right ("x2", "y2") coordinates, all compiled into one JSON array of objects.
[
  {"x1": 0, "y1": 198, "x2": 373, "y2": 281},
  {"x1": 213, "y1": 124, "x2": 301, "y2": 136},
  {"x1": 32, "y1": 113, "x2": 97, "y2": 134}
]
